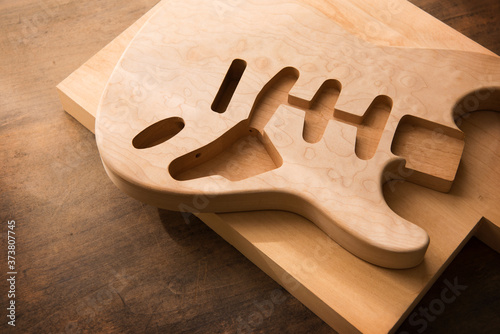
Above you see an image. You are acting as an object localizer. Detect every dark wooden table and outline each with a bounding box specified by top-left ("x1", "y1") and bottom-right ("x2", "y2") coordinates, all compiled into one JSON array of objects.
[{"x1": 1, "y1": 1, "x2": 499, "y2": 333}]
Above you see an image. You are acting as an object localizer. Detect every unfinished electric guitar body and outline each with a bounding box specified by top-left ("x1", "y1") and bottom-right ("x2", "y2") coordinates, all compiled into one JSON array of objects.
[{"x1": 96, "y1": 0, "x2": 500, "y2": 268}]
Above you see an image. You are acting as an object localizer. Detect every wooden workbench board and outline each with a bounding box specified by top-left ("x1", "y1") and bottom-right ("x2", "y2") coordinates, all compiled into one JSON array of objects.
[{"x1": 57, "y1": 1, "x2": 500, "y2": 333}]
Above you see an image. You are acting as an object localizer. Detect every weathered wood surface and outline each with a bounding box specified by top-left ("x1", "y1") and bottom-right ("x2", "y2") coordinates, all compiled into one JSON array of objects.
[{"x1": 1, "y1": 0, "x2": 499, "y2": 333}]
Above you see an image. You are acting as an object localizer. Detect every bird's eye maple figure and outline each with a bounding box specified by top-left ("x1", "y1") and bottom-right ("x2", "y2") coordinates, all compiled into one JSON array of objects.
[{"x1": 95, "y1": 0, "x2": 500, "y2": 268}]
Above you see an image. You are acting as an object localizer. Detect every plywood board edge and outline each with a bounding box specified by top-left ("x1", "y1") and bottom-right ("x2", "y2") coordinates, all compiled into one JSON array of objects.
[
  {"x1": 475, "y1": 218, "x2": 500, "y2": 253},
  {"x1": 56, "y1": 1, "x2": 162, "y2": 133},
  {"x1": 57, "y1": 86, "x2": 96, "y2": 133},
  {"x1": 197, "y1": 212, "x2": 363, "y2": 334}
]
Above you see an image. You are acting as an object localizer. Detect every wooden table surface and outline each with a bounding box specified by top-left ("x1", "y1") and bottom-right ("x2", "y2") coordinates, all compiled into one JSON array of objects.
[{"x1": 1, "y1": 0, "x2": 499, "y2": 333}]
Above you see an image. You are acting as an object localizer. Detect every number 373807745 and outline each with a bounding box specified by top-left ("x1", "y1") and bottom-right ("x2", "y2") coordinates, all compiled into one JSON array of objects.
[{"x1": 7, "y1": 221, "x2": 16, "y2": 267}]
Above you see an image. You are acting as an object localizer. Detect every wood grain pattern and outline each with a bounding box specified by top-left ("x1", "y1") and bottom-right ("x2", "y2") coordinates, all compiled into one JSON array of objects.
[
  {"x1": 33, "y1": 0, "x2": 499, "y2": 333},
  {"x1": 95, "y1": 0, "x2": 500, "y2": 270}
]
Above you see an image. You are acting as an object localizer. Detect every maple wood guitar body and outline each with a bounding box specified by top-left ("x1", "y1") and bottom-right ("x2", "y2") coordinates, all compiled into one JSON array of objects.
[{"x1": 96, "y1": 0, "x2": 500, "y2": 268}]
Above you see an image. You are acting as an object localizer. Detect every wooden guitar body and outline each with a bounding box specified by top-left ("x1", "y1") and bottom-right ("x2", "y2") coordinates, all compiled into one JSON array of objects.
[{"x1": 96, "y1": 0, "x2": 500, "y2": 268}]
